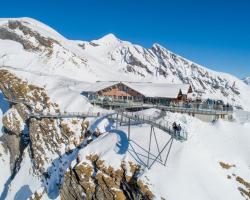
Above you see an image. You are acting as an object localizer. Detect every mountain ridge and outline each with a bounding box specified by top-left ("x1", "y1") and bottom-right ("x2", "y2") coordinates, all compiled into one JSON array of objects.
[
  {"x1": 0, "y1": 17, "x2": 250, "y2": 200},
  {"x1": 0, "y1": 17, "x2": 249, "y2": 109},
  {"x1": 243, "y1": 77, "x2": 250, "y2": 85}
]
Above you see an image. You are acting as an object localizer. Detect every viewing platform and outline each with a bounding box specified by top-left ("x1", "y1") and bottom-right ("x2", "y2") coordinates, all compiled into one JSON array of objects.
[{"x1": 89, "y1": 99, "x2": 233, "y2": 121}]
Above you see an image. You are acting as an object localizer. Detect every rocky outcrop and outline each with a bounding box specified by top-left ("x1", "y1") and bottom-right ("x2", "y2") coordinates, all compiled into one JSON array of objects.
[
  {"x1": 0, "y1": 134, "x2": 21, "y2": 171},
  {"x1": 0, "y1": 69, "x2": 60, "y2": 178},
  {"x1": 0, "y1": 69, "x2": 154, "y2": 199},
  {"x1": 0, "y1": 20, "x2": 60, "y2": 53},
  {"x1": 0, "y1": 69, "x2": 61, "y2": 170},
  {"x1": 219, "y1": 162, "x2": 250, "y2": 200},
  {"x1": 0, "y1": 69, "x2": 92, "y2": 194},
  {"x1": 0, "y1": 69, "x2": 59, "y2": 114},
  {"x1": 60, "y1": 155, "x2": 153, "y2": 200},
  {"x1": 2, "y1": 106, "x2": 25, "y2": 135},
  {"x1": 29, "y1": 118, "x2": 86, "y2": 173},
  {"x1": 28, "y1": 187, "x2": 46, "y2": 200}
]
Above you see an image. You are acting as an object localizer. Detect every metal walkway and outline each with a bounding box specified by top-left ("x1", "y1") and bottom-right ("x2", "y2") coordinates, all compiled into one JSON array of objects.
[
  {"x1": 28, "y1": 111, "x2": 187, "y2": 141},
  {"x1": 5, "y1": 97, "x2": 187, "y2": 169},
  {"x1": 28, "y1": 110, "x2": 187, "y2": 169},
  {"x1": 5, "y1": 97, "x2": 187, "y2": 141}
]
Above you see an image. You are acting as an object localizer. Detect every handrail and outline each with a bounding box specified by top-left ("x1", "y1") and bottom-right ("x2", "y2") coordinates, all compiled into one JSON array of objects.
[
  {"x1": 27, "y1": 110, "x2": 187, "y2": 141},
  {"x1": 5, "y1": 97, "x2": 187, "y2": 141},
  {"x1": 90, "y1": 99, "x2": 233, "y2": 115},
  {"x1": 120, "y1": 111, "x2": 187, "y2": 141}
]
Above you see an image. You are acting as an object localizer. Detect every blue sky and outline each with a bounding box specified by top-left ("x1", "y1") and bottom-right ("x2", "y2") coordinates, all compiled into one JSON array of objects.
[{"x1": 1, "y1": 0, "x2": 250, "y2": 78}]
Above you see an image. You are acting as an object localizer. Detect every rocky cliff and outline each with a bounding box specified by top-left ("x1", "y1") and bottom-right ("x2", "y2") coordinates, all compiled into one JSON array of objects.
[{"x1": 0, "y1": 69, "x2": 153, "y2": 199}]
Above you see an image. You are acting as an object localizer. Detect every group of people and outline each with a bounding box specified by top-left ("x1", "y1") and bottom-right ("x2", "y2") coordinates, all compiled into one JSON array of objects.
[{"x1": 172, "y1": 122, "x2": 182, "y2": 135}]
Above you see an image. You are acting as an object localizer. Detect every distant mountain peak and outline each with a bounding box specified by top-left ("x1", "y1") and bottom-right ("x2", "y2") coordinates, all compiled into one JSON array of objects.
[
  {"x1": 152, "y1": 43, "x2": 164, "y2": 49},
  {"x1": 243, "y1": 77, "x2": 250, "y2": 85},
  {"x1": 102, "y1": 33, "x2": 118, "y2": 40},
  {"x1": 93, "y1": 33, "x2": 121, "y2": 46},
  {"x1": 0, "y1": 17, "x2": 249, "y2": 109}
]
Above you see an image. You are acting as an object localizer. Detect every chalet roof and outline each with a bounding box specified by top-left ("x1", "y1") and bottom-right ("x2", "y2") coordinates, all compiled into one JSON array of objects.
[
  {"x1": 125, "y1": 82, "x2": 182, "y2": 99},
  {"x1": 82, "y1": 81, "x2": 191, "y2": 99},
  {"x1": 81, "y1": 81, "x2": 118, "y2": 93}
]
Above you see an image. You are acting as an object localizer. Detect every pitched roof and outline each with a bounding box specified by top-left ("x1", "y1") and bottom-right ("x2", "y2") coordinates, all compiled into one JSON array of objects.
[
  {"x1": 82, "y1": 81, "x2": 191, "y2": 99},
  {"x1": 124, "y1": 82, "x2": 182, "y2": 98},
  {"x1": 81, "y1": 81, "x2": 118, "y2": 93}
]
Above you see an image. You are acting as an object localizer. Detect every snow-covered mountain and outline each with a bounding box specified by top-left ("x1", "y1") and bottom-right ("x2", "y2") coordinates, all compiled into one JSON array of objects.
[
  {"x1": 0, "y1": 17, "x2": 250, "y2": 200},
  {"x1": 0, "y1": 17, "x2": 250, "y2": 109},
  {"x1": 243, "y1": 77, "x2": 250, "y2": 85}
]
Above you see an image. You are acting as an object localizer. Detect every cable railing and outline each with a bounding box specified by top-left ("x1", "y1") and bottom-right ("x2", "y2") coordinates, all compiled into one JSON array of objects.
[
  {"x1": 28, "y1": 111, "x2": 116, "y2": 118},
  {"x1": 156, "y1": 105, "x2": 232, "y2": 115},
  {"x1": 120, "y1": 112, "x2": 187, "y2": 141}
]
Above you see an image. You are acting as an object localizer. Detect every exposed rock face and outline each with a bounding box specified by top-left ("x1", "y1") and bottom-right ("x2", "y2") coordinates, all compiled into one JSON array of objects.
[
  {"x1": 0, "y1": 69, "x2": 88, "y2": 174},
  {"x1": 2, "y1": 106, "x2": 25, "y2": 135},
  {"x1": 0, "y1": 20, "x2": 59, "y2": 53},
  {"x1": 0, "y1": 18, "x2": 87, "y2": 70},
  {"x1": 60, "y1": 155, "x2": 153, "y2": 200},
  {"x1": 219, "y1": 162, "x2": 250, "y2": 200},
  {"x1": 0, "y1": 69, "x2": 61, "y2": 171},
  {"x1": 0, "y1": 69, "x2": 59, "y2": 114},
  {"x1": 0, "y1": 69, "x2": 154, "y2": 199},
  {"x1": 0, "y1": 134, "x2": 21, "y2": 171},
  {"x1": 29, "y1": 118, "x2": 86, "y2": 173}
]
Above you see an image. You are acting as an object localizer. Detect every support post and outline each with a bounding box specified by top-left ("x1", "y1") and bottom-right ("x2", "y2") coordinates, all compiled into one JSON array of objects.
[
  {"x1": 120, "y1": 111, "x2": 123, "y2": 126},
  {"x1": 149, "y1": 136, "x2": 173, "y2": 169},
  {"x1": 164, "y1": 137, "x2": 174, "y2": 166},
  {"x1": 147, "y1": 126, "x2": 153, "y2": 168},
  {"x1": 116, "y1": 113, "x2": 119, "y2": 129},
  {"x1": 128, "y1": 118, "x2": 131, "y2": 141},
  {"x1": 153, "y1": 127, "x2": 163, "y2": 162}
]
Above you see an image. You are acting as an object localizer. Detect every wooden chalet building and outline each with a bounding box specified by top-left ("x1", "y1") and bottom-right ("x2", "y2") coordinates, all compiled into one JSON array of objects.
[{"x1": 82, "y1": 81, "x2": 193, "y2": 105}]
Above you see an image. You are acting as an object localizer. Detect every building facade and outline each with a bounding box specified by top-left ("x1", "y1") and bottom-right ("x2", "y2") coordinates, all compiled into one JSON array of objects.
[{"x1": 82, "y1": 81, "x2": 192, "y2": 105}]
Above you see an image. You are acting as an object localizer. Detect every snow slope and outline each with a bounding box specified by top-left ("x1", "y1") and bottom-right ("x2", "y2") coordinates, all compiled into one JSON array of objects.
[
  {"x1": 76, "y1": 109, "x2": 250, "y2": 200},
  {"x1": 1, "y1": 66, "x2": 99, "y2": 113},
  {"x1": 0, "y1": 17, "x2": 250, "y2": 200},
  {"x1": 5, "y1": 148, "x2": 41, "y2": 200},
  {"x1": 0, "y1": 69, "x2": 250, "y2": 199}
]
